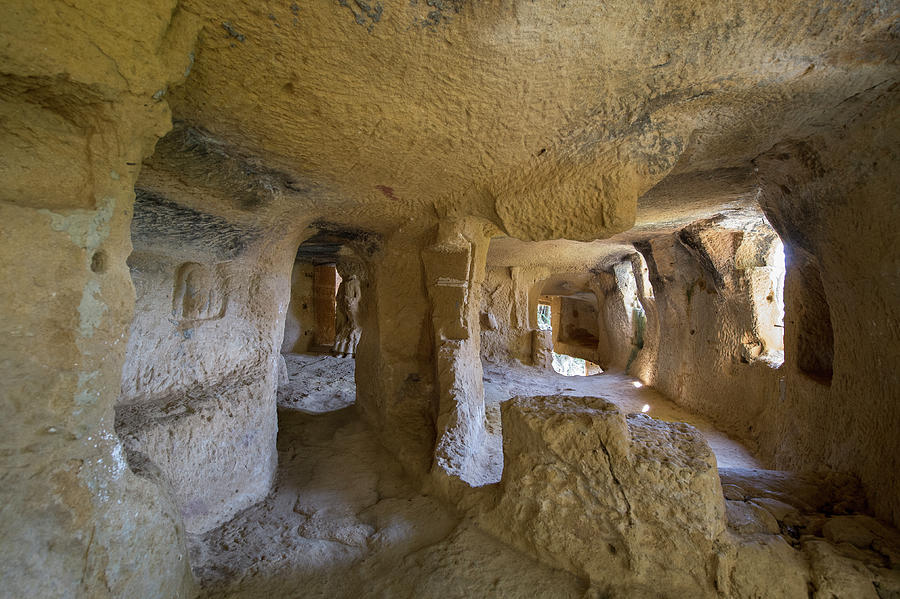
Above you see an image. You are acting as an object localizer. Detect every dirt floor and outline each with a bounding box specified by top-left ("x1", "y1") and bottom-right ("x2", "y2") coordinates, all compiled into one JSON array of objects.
[
  {"x1": 187, "y1": 356, "x2": 767, "y2": 597},
  {"x1": 278, "y1": 354, "x2": 356, "y2": 413},
  {"x1": 188, "y1": 405, "x2": 588, "y2": 598}
]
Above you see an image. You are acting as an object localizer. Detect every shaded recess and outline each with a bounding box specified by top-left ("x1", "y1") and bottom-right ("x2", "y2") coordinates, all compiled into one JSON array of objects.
[
  {"x1": 154, "y1": 125, "x2": 319, "y2": 206},
  {"x1": 295, "y1": 221, "x2": 381, "y2": 265},
  {"x1": 793, "y1": 253, "x2": 834, "y2": 384},
  {"x1": 133, "y1": 188, "x2": 260, "y2": 260}
]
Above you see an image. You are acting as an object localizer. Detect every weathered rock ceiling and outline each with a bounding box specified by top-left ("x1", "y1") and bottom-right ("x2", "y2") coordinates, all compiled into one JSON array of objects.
[{"x1": 152, "y1": 0, "x2": 897, "y2": 249}]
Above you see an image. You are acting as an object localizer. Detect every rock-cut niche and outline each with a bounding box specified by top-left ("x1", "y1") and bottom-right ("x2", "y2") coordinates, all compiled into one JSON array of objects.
[
  {"x1": 794, "y1": 254, "x2": 834, "y2": 384},
  {"x1": 172, "y1": 262, "x2": 227, "y2": 322}
]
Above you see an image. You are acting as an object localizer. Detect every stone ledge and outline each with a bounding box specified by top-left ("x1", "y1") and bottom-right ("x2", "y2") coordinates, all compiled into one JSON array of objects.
[{"x1": 116, "y1": 371, "x2": 277, "y2": 534}]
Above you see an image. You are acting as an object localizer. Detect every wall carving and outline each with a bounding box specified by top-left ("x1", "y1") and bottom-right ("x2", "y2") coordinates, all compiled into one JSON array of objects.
[{"x1": 172, "y1": 262, "x2": 227, "y2": 322}]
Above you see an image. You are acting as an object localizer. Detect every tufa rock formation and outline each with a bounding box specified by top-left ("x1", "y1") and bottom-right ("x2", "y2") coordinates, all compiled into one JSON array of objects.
[{"x1": 0, "y1": 0, "x2": 898, "y2": 597}]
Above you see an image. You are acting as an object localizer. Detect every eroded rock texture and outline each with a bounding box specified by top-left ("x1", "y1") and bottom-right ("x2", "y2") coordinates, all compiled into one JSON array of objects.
[
  {"x1": 2, "y1": 0, "x2": 899, "y2": 596},
  {"x1": 630, "y1": 212, "x2": 787, "y2": 456},
  {"x1": 333, "y1": 275, "x2": 362, "y2": 357},
  {"x1": 480, "y1": 395, "x2": 725, "y2": 597},
  {"x1": 0, "y1": 1, "x2": 200, "y2": 596},
  {"x1": 114, "y1": 183, "x2": 297, "y2": 534},
  {"x1": 755, "y1": 104, "x2": 900, "y2": 527}
]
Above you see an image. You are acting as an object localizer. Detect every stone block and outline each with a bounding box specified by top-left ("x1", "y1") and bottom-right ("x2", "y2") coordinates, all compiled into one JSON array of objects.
[
  {"x1": 423, "y1": 242, "x2": 472, "y2": 340},
  {"x1": 480, "y1": 395, "x2": 724, "y2": 596}
]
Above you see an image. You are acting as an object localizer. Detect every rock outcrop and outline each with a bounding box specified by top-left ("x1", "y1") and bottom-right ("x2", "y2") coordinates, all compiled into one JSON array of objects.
[{"x1": 480, "y1": 395, "x2": 725, "y2": 597}]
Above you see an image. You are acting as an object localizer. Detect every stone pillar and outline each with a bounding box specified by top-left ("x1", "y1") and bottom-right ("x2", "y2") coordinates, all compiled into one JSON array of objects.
[
  {"x1": 532, "y1": 329, "x2": 554, "y2": 370},
  {"x1": 313, "y1": 264, "x2": 337, "y2": 347},
  {"x1": 512, "y1": 265, "x2": 549, "y2": 363},
  {"x1": 628, "y1": 250, "x2": 660, "y2": 383},
  {"x1": 423, "y1": 219, "x2": 492, "y2": 486},
  {"x1": 546, "y1": 295, "x2": 563, "y2": 351},
  {"x1": 354, "y1": 230, "x2": 436, "y2": 474},
  {"x1": 593, "y1": 266, "x2": 633, "y2": 371},
  {"x1": 0, "y1": 1, "x2": 199, "y2": 596},
  {"x1": 591, "y1": 258, "x2": 651, "y2": 374},
  {"x1": 510, "y1": 266, "x2": 531, "y2": 329}
]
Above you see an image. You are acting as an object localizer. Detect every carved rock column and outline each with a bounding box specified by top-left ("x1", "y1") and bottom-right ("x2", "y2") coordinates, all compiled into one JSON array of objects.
[{"x1": 423, "y1": 219, "x2": 491, "y2": 487}]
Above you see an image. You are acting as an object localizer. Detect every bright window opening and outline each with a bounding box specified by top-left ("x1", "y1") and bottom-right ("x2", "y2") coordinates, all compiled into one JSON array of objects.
[
  {"x1": 552, "y1": 352, "x2": 586, "y2": 376},
  {"x1": 537, "y1": 301, "x2": 600, "y2": 376},
  {"x1": 537, "y1": 303, "x2": 552, "y2": 331},
  {"x1": 751, "y1": 236, "x2": 786, "y2": 368}
]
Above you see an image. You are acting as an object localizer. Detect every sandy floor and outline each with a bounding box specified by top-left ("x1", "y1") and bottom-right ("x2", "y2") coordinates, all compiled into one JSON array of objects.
[
  {"x1": 278, "y1": 354, "x2": 356, "y2": 413},
  {"x1": 482, "y1": 361, "x2": 762, "y2": 471},
  {"x1": 189, "y1": 406, "x2": 589, "y2": 598},
  {"x1": 189, "y1": 355, "x2": 765, "y2": 597}
]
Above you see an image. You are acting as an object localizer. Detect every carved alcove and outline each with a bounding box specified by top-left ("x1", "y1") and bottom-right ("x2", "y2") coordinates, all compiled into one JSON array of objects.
[{"x1": 172, "y1": 262, "x2": 227, "y2": 322}]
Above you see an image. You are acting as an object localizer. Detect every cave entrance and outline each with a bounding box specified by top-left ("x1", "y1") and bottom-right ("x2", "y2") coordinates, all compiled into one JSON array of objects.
[{"x1": 536, "y1": 297, "x2": 601, "y2": 377}]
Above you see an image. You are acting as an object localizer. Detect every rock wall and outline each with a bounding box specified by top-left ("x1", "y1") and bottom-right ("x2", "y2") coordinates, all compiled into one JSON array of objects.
[
  {"x1": 621, "y1": 95, "x2": 900, "y2": 527},
  {"x1": 116, "y1": 197, "x2": 295, "y2": 532},
  {"x1": 633, "y1": 215, "x2": 785, "y2": 458},
  {"x1": 755, "y1": 97, "x2": 900, "y2": 527},
  {"x1": 281, "y1": 262, "x2": 316, "y2": 354},
  {"x1": 109, "y1": 115, "x2": 328, "y2": 536},
  {"x1": 479, "y1": 265, "x2": 552, "y2": 365},
  {"x1": 479, "y1": 267, "x2": 533, "y2": 364},
  {"x1": 0, "y1": 1, "x2": 199, "y2": 596}
]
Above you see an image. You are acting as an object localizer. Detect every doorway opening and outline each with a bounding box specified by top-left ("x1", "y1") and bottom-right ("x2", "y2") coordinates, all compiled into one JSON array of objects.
[
  {"x1": 537, "y1": 299, "x2": 601, "y2": 377},
  {"x1": 742, "y1": 221, "x2": 787, "y2": 368},
  {"x1": 279, "y1": 233, "x2": 365, "y2": 413}
]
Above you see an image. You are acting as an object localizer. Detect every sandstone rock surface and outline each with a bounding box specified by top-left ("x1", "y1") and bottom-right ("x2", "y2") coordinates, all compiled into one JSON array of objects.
[
  {"x1": 480, "y1": 395, "x2": 724, "y2": 597},
  {"x1": 2, "y1": 0, "x2": 899, "y2": 596}
]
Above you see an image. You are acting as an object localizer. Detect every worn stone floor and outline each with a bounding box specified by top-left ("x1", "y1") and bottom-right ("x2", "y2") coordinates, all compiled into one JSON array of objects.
[
  {"x1": 278, "y1": 353, "x2": 761, "y2": 471},
  {"x1": 277, "y1": 354, "x2": 356, "y2": 413},
  {"x1": 482, "y1": 360, "x2": 763, "y2": 473},
  {"x1": 188, "y1": 405, "x2": 589, "y2": 598},
  {"x1": 189, "y1": 355, "x2": 900, "y2": 598}
]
